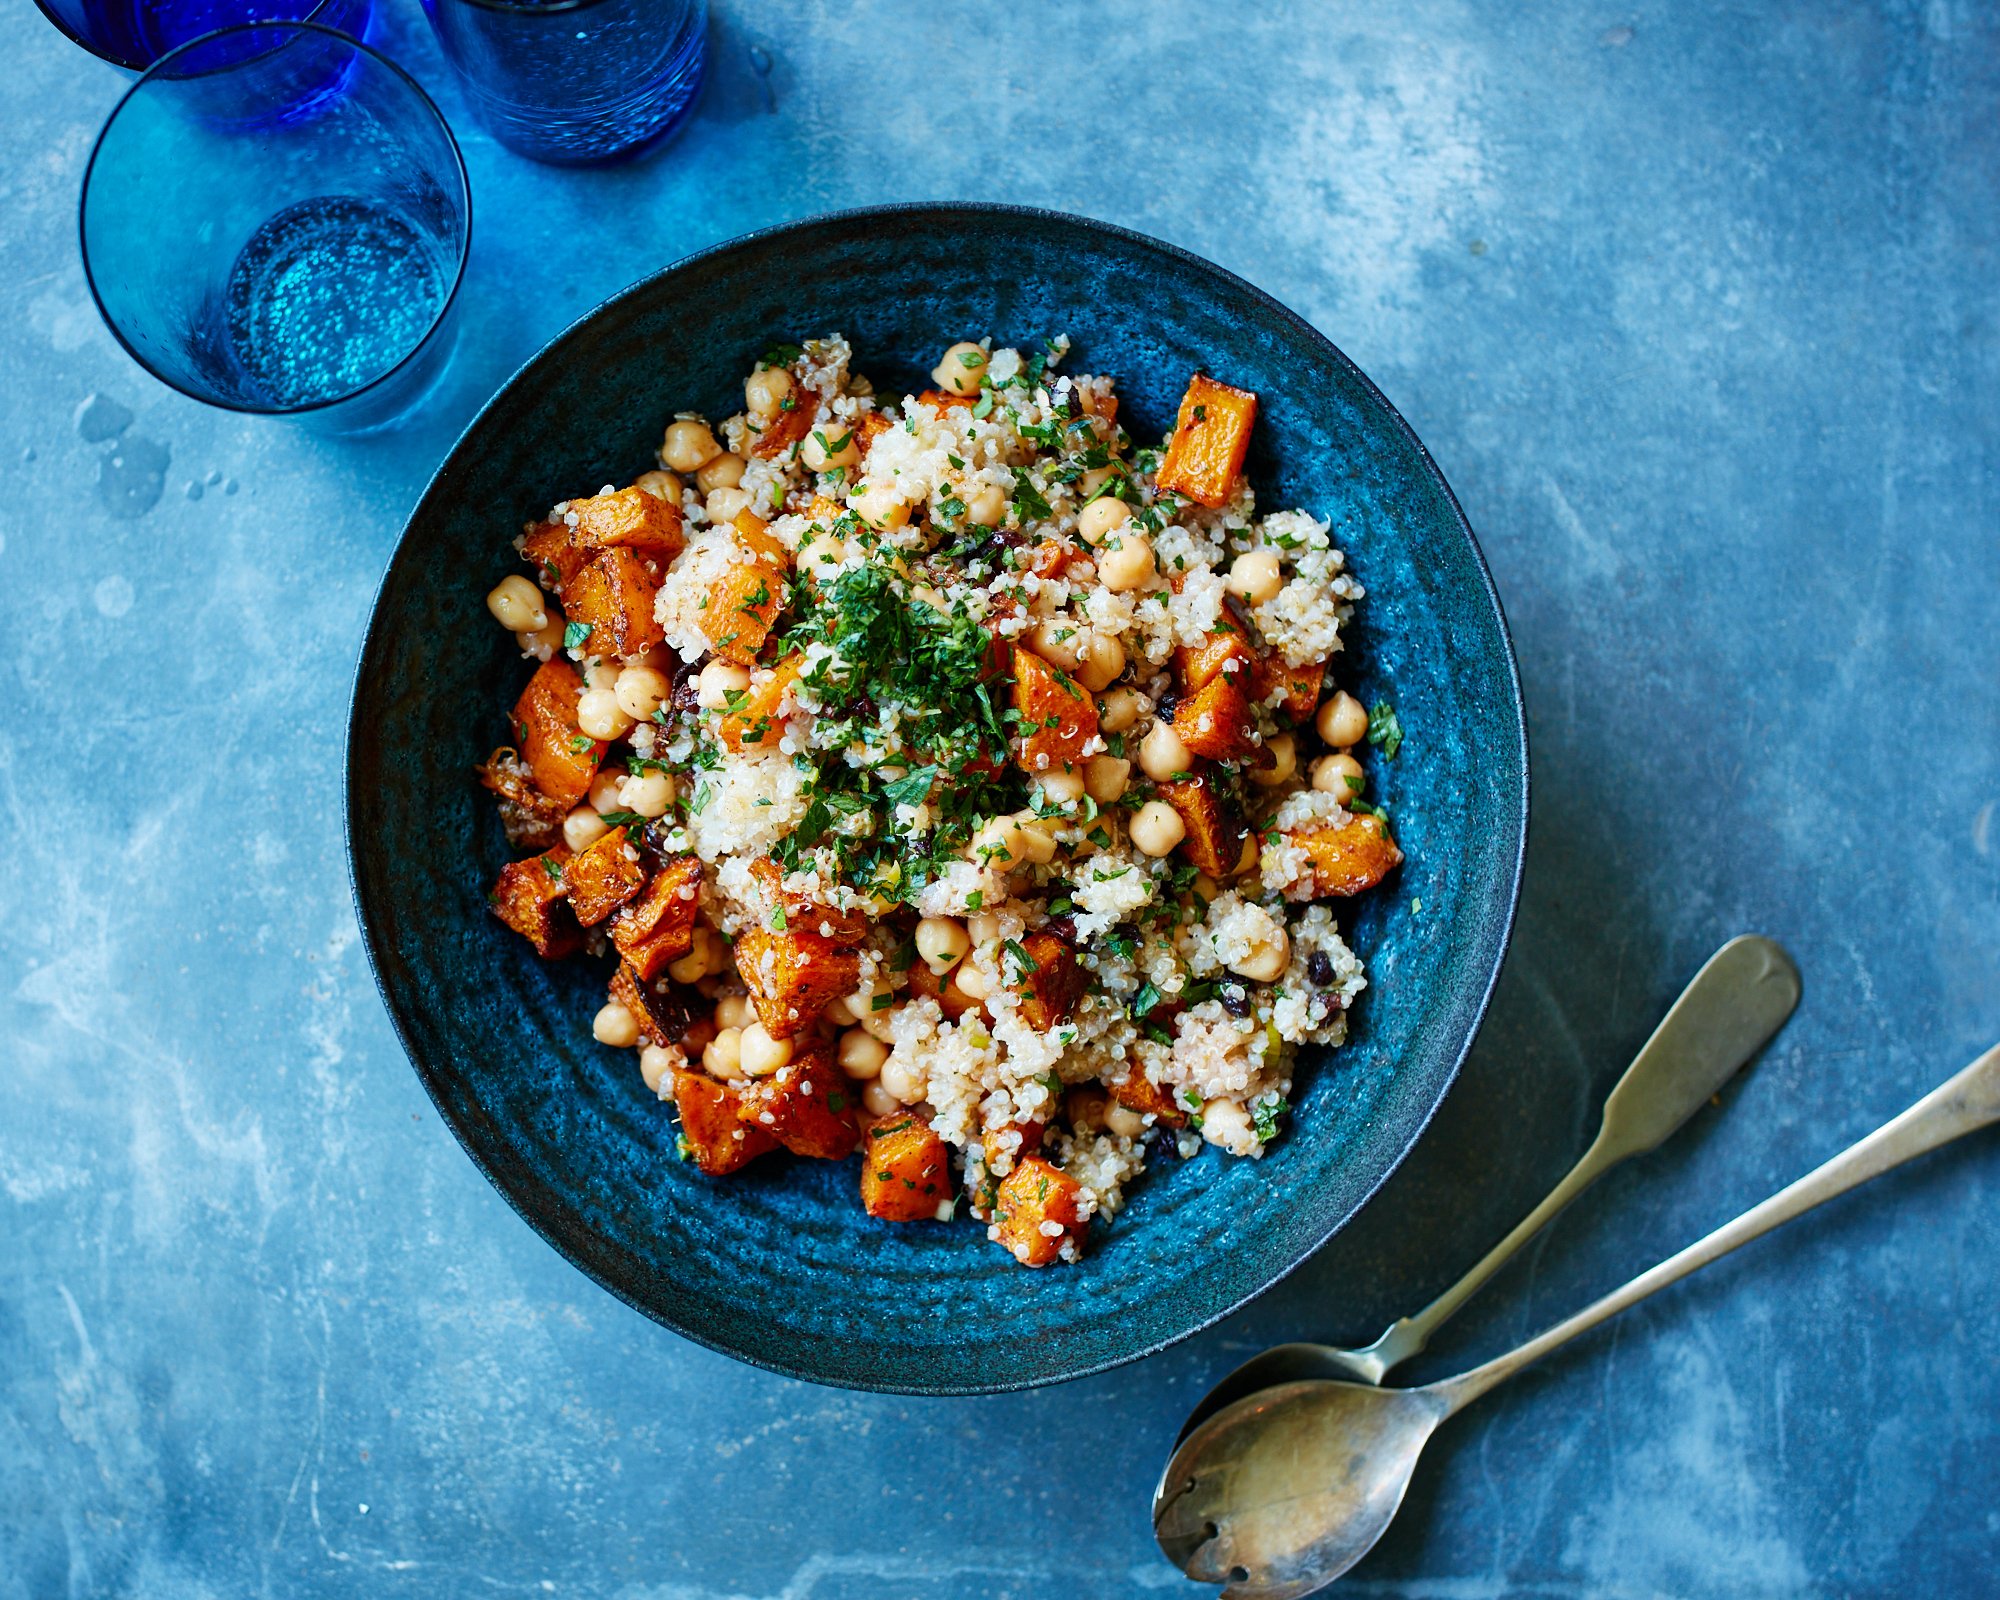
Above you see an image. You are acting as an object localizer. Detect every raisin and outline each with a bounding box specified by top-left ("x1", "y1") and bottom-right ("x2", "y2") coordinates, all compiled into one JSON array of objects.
[{"x1": 1307, "y1": 951, "x2": 1335, "y2": 987}]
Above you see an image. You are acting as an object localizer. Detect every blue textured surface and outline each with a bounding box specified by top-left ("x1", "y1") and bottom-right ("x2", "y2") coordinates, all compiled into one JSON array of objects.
[
  {"x1": 3, "y1": 1, "x2": 1997, "y2": 1594},
  {"x1": 347, "y1": 204, "x2": 1525, "y2": 1393}
]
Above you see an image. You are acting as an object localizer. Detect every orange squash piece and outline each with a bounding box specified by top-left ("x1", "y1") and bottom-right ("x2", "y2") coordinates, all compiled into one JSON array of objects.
[
  {"x1": 748, "y1": 858, "x2": 868, "y2": 946},
  {"x1": 476, "y1": 748, "x2": 567, "y2": 851},
  {"x1": 993, "y1": 1156, "x2": 1084, "y2": 1267},
  {"x1": 609, "y1": 854, "x2": 704, "y2": 979},
  {"x1": 570, "y1": 486, "x2": 685, "y2": 562},
  {"x1": 511, "y1": 659, "x2": 602, "y2": 807},
  {"x1": 1156, "y1": 374, "x2": 1258, "y2": 508},
  {"x1": 491, "y1": 849, "x2": 583, "y2": 960},
  {"x1": 563, "y1": 828, "x2": 647, "y2": 927},
  {"x1": 752, "y1": 391, "x2": 818, "y2": 459},
  {"x1": 673, "y1": 1067, "x2": 779, "y2": 1175},
  {"x1": 522, "y1": 519, "x2": 587, "y2": 588},
  {"x1": 734, "y1": 925, "x2": 861, "y2": 1040},
  {"x1": 1171, "y1": 672, "x2": 1257, "y2": 762},
  {"x1": 705, "y1": 524, "x2": 788, "y2": 666},
  {"x1": 1011, "y1": 644, "x2": 1097, "y2": 775},
  {"x1": 560, "y1": 546, "x2": 664, "y2": 660},
  {"x1": 861, "y1": 1112, "x2": 955, "y2": 1221},
  {"x1": 1010, "y1": 930, "x2": 1085, "y2": 1031},
  {"x1": 980, "y1": 1118, "x2": 1045, "y2": 1177},
  {"x1": 1173, "y1": 629, "x2": 1254, "y2": 694},
  {"x1": 609, "y1": 964, "x2": 713, "y2": 1053},
  {"x1": 1154, "y1": 772, "x2": 1249, "y2": 878},
  {"x1": 736, "y1": 1043, "x2": 857, "y2": 1159},
  {"x1": 1251, "y1": 654, "x2": 1325, "y2": 724},
  {"x1": 1107, "y1": 1063, "x2": 1187, "y2": 1128},
  {"x1": 908, "y1": 957, "x2": 981, "y2": 1021},
  {"x1": 852, "y1": 410, "x2": 893, "y2": 458},
  {"x1": 719, "y1": 655, "x2": 806, "y2": 750},
  {"x1": 1292, "y1": 813, "x2": 1404, "y2": 899}
]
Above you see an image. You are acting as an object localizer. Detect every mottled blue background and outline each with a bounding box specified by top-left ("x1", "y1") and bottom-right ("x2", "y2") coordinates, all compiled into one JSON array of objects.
[{"x1": 3, "y1": 2, "x2": 1996, "y2": 1596}]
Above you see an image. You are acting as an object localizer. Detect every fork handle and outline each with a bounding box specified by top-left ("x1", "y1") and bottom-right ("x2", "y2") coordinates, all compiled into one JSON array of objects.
[{"x1": 1433, "y1": 1043, "x2": 2000, "y2": 1415}]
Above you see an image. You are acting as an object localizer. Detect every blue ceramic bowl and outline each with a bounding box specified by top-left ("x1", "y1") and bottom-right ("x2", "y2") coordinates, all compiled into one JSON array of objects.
[{"x1": 347, "y1": 204, "x2": 1527, "y2": 1394}]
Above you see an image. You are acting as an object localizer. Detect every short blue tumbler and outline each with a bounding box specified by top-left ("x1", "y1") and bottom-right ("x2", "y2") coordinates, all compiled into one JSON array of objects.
[{"x1": 80, "y1": 24, "x2": 470, "y2": 435}]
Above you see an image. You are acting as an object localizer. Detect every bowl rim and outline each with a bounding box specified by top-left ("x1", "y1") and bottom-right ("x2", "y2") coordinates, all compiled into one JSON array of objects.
[{"x1": 345, "y1": 200, "x2": 1529, "y2": 1393}]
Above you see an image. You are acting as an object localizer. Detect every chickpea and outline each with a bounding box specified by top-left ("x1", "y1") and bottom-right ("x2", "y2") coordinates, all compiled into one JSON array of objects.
[
  {"x1": 661, "y1": 419, "x2": 721, "y2": 474},
  {"x1": 577, "y1": 687, "x2": 635, "y2": 740},
  {"x1": 967, "y1": 911, "x2": 1002, "y2": 947},
  {"x1": 582, "y1": 656, "x2": 620, "y2": 690},
  {"x1": 1076, "y1": 494, "x2": 1133, "y2": 547},
  {"x1": 953, "y1": 962, "x2": 992, "y2": 1002},
  {"x1": 838, "y1": 1028, "x2": 889, "y2": 1080},
  {"x1": 1105, "y1": 1099, "x2": 1147, "y2": 1140},
  {"x1": 1096, "y1": 532, "x2": 1156, "y2": 592},
  {"x1": 1078, "y1": 464, "x2": 1126, "y2": 498},
  {"x1": 563, "y1": 806, "x2": 611, "y2": 853},
  {"x1": 1226, "y1": 550, "x2": 1285, "y2": 605},
  {"x1": 705, "y1": 485, "x2": 751, "y2": 525},
  {"x1": 1234, "y1": 832, "x2": 1261, "y2": 878},
  {"x1": 588, "y1": 771, "x2": 625, "y2": 813},
  {"x1": 1130, "y1": 800, "x2": 1187, "y2": 857},
  {"x1": 1025, "y1": 619, "x2": 1083, "y2": 672},
  {"x1": 615, "y1": 665, "x2": 671, "y2": 721},
  {"x1": 744, "y1": 364, "x2": 794, "y2": 421},
  {"x1": 619, "y1": 770, "x2": 675, "y2": 819},
  {"x1": 668, "y1": 928, "x2": 715, "y2": 985},
  {"x1": 703, "y1": 1026, "x2": 745, "y2": 1080},
  {"x1": 1311, "y1": 752, "x2": 1366, "y2": 798},
  {"x1": 1193, "y1": 873, "x2": 1221, "y2": 902},
  {"x1": 516, "y1": 612, "x2": 565, "y2": 660},
  {"x1": 716, "y1": 994, "x2": 756, "y2": 1031},
  {"x1": 1098, "y1": 686, "x2": 1143, "y2": 733},
  {"x1": 697, "y1": 658, "x2": 752, "y2": 709},
  {"x1": 639, "y1": 1043, "x2": 677, "y2": 1097},
  {"x1": 633, "y1": 468, "x2": 683, "y2": 503},
  {"x1": 1138, "y1": 719, "x2": 1193, "y2": 782},
  {"x1": 800, "y1": 423, "x2": 860, "y2": 472},
  {"x1": 861, "y1": 1079, "x2": 901, "y2": 1118},
  {"x1": 1075, "y1": 633, "x2": 1127, "y2": 694},
  {"x1": 932, "y1": 341, "x2": 988, "y2": 397},
  {"x1": 1250, "y1": 732, "x2": 1297, "y2": 788},
  {"x1": 965, "y1": 483, "x2": 1008, "y2": 527},
  {"x1": 879, "y1": 1053, "x2": 928, "y2": 1105},
  {"x1": 1068, "y1": 1086, "x2": 1109, "y2": 1135},
  {"x1": 1201, "y1": 1097, "x2": 1258, "y2": 1155},
  {"x1": 915, "y1": 916, "x2": 971, "y2": 974},
  {"x1": 1317, "y1": 690, "x2": 1370, "y2": 749},
  {"x1": 1083, "y1": 755, "x2": 1131, "y2": 805},
  {"x1": 487, "y1": 575, "x2": 548, "y2": 633},
  {"x1": 823, "y1": 994, "x2": 860, "y2": 1026},
  {"x1": 739, "y1": 1021, "x2": 793, "y2": 1077},
  {"x1": 696, "y1": 451, "x2": 746, "y2": 493},
  {"x1": 858, "y1": 997, "x2": 899, "y2": 1043},
  {"x1": 1038, "y1": 769, "x2": 1086, "y2": 806},
  {"x1": 592, "y1": 1002, "x2": 640, "y2": 1048},
  {"x1": 970, "y1": 814, "x2": 1056, "y2": 869},
  {"x1": 850, "y1": 481, "x2": 909, "y2": 530},
  {"x1": 1229, "y1": 918, "x2": 1291, "y2": 983}
]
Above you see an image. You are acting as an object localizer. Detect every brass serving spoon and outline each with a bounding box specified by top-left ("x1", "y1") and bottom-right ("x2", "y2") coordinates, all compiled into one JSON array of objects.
[
  {"x1": 1178, "y1": 934, "x2": 1801, "y2": 1445},
  {"x1": 1155, "y1": 1040, "x2": 2000, "y2": 1598}
]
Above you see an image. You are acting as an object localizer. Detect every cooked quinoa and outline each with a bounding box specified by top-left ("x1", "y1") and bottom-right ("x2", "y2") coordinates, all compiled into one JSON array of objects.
[{"x1": 479, "y1": 334, "x2": 1405, "y2": 1268}]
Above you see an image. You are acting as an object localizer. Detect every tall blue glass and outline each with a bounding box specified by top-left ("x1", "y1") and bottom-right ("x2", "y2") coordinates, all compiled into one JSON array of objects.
[
  {"x1": 34, "y1": 0, "x2": 372, "y2": 73},
  {"x1": 80, "y1": 24, "x2": 471, "y2": 436},
  {"x1": 419, "y1": 0, "x2": 706, "y2": 166}
]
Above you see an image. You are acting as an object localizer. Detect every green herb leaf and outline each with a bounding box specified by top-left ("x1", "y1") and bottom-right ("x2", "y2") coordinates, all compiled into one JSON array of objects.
[
  {"x1": 1367, "y1": 701, "x2": 1403, "y2": 759},
  {"x1": 562, "y1": 621, "x2": 592, "y2": 651}
]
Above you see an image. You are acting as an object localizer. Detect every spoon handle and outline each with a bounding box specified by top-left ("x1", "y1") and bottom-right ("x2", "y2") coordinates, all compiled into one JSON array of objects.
[
  {"x1": 1368, "y1": 936, "x2": 1800, "y2": 1375},
  {"x1": 1434, "y1": 1041, "x2": 2000, "y2": 1415}
]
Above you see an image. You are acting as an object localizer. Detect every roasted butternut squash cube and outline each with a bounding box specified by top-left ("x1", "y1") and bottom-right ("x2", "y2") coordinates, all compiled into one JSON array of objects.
[
  {"x1": 1173, "y1": 630, "x2": 1254, "y2": 695},
  {"x1": 1012, "y1": 644, "x2": 1097, "y2": 775},
  {"x1": 511, "y1": 659, "x2": 602, "y2": 808},
  {"x1": 915, "y1": 387, "x2": 977, "y2": 413},
  {"x1": 979, "y1": 1119, "x2": 1045, "y2": 1178},
  {"x1": 1108, "y1": 1063, "x2": 1188, "y2": 1128},
  {"x1": 993, "y1": 1155, "x2": 1084, "y2": 1267},
  {"x1": 735, "y1": 925, "x2": 861, "y2": 1039},
  {"x1": 571, "y1": 486, "x2": 685, "y2": 561},
  {"x1": 736, "y1": 1044, "x2": 857, "y2": 1160},
  {"x1": 861, "y1": 1112, "x2": 955, "y2": 1221},
  {"x1": 1010, "y1": 930, "x2": 1085, "y2": 1031},
  {"x1": 1291, "y1": 812, "x2": 1404, "y2": 899},
  {"x1": 705, "y1": 556, "x2": 785, "y2": 665},
  {"x1": 609, "y1": 854, "x2": 704, "y2": 979},
  {"x1": 751, "y1": 391, "x2": 818, "y2": 459},
  {"x1": 1155, "y1": 772, "x2": 1249, "y2": 878},
  {"x1": 748, "y1": 858, "x2": 868, "y2": 946},
  {"x1": 609, "y1": 963, "x2": 713, "y2": 1053},
  {"x1": 1251, "y1": 653, "x2": 1325, "y2": 724},
  {"x1": 853, "y1": 410, "x2": 893, "y2": 458},
  {"x1": 563, "y1": 827, "x2": 647, "y2": 927},
  {"x1": 476, "y1": 747, "x2": 567, "y2": 851},
  {"x1": 673, "y1": 1067, "x2": 779, "y2": 1175},
  {"x1": 560, "y1": 546, "x2": 664, "y2": 660},
  {"x1": 521, "y1": 519, "x2": 586, "y2": 588},
  {"x1": 1156, "y1": 374, "x2": 1258, "y2": 508},
  {"x1": 719, "y1": 655, "x2": 806, "y2": 750},
  {"x1": 1172, "y1": 671, "x2": 1257, "y2": 762},
  {"x1": 491, "y1": 850, "x2": 583, "y2": 960},
  {"x1": 732, "y1": 509, "x2": 792, "y2": 566},
  {"x1": 908, "y1": 956, "x2": 980, "y2": 1021}
]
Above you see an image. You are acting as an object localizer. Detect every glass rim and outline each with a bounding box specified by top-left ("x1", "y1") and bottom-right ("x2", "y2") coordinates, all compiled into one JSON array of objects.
[
  {"x1": 425, "y1": 0, "x2": 645, "y2": 15},
  {"x1": 33, "y1": 0, "x2": 361, "y2": 74},
  {"x1": 77, "y1": 20, "x2": 474, "y2": 420}
]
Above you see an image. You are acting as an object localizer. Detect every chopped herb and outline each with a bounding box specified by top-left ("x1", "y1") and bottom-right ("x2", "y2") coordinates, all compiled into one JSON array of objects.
[
  {"x1": 759, "y1": 342, "x2": 803, "y2": 368},
  {"x1": 541, "y1": 857, "x2": 564, "y2": 881},
  {"x1": 1130, "y1": 980, "x2": 1163, "y2": 1019},
  {"x1": 1252, "y1": 1098, "x2": 1289, "y2": 1143},
  {"x1": 567, "y1": 734, "x2": 595, "y2": 753},
  {"x1": 1367, "y1": 701, "x2": 1403, "y2": 759},
  {"x1": 562, "y1": 621, "x2": 592, "y2": 651}
]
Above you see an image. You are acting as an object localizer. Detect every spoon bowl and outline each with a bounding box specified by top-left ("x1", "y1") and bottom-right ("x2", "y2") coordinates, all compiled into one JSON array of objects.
[{"x1": 1155, "y1": 1379, "x2": 1446, "y2": 1597}]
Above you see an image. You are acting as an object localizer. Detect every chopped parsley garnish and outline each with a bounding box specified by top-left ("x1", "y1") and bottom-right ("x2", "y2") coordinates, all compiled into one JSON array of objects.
[
  {"x1": 562, "y1": 621, "x2": 592, "y2": 651},
  {"x1": 1367, "y1": 700, "x2": 1403, "y2": 759}
]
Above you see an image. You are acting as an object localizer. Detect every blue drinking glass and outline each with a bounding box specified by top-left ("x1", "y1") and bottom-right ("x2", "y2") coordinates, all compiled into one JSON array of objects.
[
  {"x1": 419, "y1": 0, "x2": 706, "y2": 166},
  {"x1": 34, "y1": 0, "x2": 372, "y2": 74},
  {"x1": 80, "y1": 24, "x2": 471, "y2": 436}
]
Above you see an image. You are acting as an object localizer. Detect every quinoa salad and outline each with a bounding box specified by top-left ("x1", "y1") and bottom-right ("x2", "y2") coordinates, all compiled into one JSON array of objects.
[{"x1": 478, "y1": 335, "x2": 1405, "y2": 1268}]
